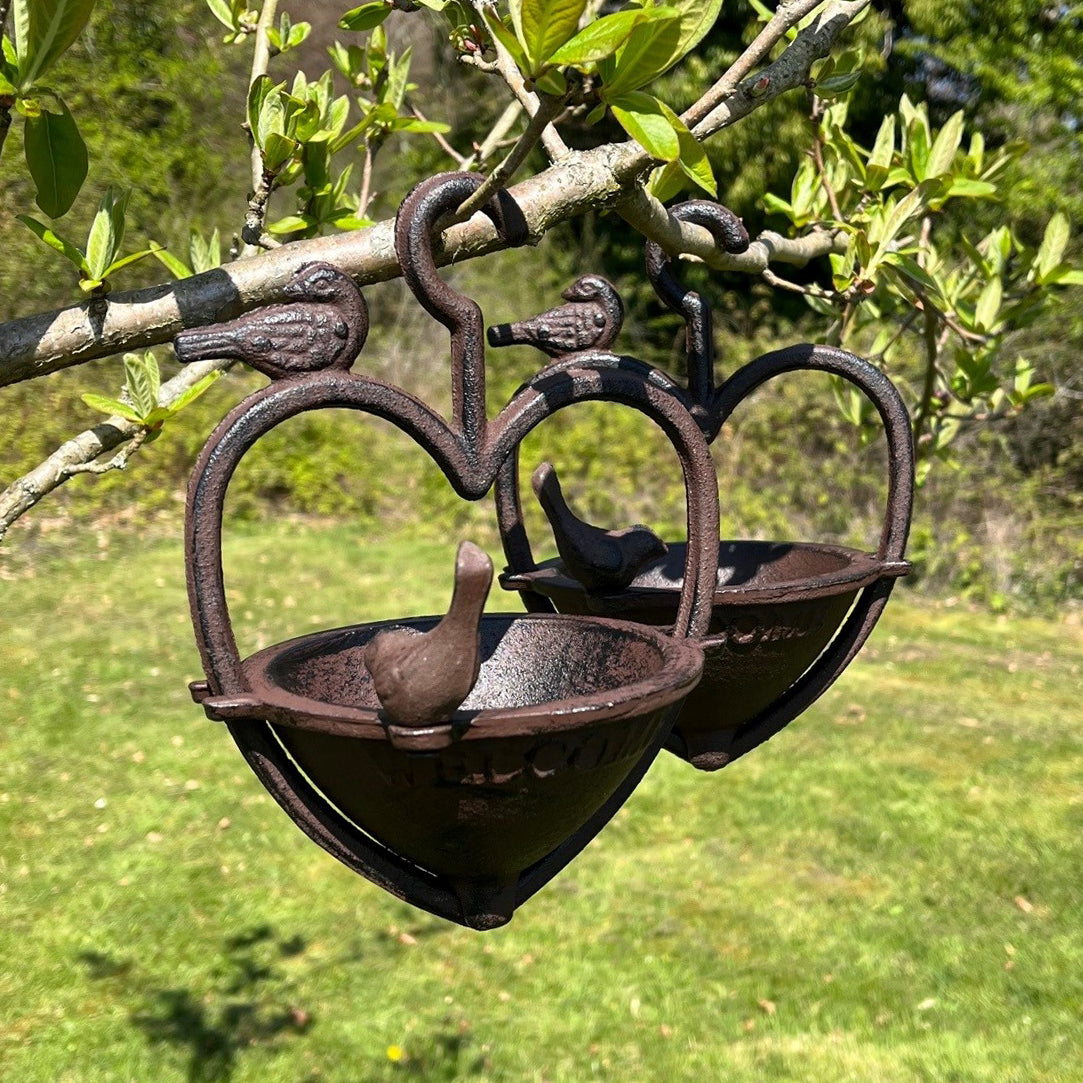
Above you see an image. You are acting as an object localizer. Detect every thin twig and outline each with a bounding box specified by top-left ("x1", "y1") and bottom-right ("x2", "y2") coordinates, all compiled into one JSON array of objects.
[
  {"x1": 61, "y1": 429, "x2": 149, "y2": 477},
  {"x1": 682, "y1": 0, "x2": 830, "y2": 128},
  {"x1": 358, "y1": 144, "x2": 375, "y2": 219},
  {"x1": 463, "y1": 99, "x2": 524, "y2": 170},
  {"x1": 811, "y1": 137, "x2": 842, "y2": 220},
  {"x1": 241, "y1": 0, "x2": 281, "y2": 250},
  {"x1": 0, "y1": 359, "x2": 233, "y2": 541},
  {"x1": 456, "y1": 95, "x2": 565, "y2": 220},
  {"x1": 914, "y1": 301, "x2": 940, "y2": 440},
  {"x1": 408, "y1": 99, "x2": 467, "y2": 166},
  {"x1": 762, "y1": 266, "x2": 836, "y2": 299}
]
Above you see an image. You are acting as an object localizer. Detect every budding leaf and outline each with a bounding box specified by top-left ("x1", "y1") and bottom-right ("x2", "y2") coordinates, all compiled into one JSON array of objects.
[{"x1": 17, "y1": 213, "x2": 89, "y2": 272}]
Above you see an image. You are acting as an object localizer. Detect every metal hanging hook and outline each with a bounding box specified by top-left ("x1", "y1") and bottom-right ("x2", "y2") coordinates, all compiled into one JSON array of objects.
[
  {"x1": 645, "y1": 201, "x2": 749, "y2": 417},
  {"x1": 394, "y1": 172, "x2": 529, "y2": 447}
]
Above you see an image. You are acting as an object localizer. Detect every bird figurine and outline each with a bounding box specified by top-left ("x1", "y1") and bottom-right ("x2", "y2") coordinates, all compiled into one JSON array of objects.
[
  {"x1": 532, "y1": 462, "x2": 667, "y2": 593},
  {"x1": 173, "y1": 262, "x2": 368, "y2": 380},
  {"x1": 486, "y1": 274, "x2": 624, "y2": 357},
  {"x1": 363, "y1": 541, "x2": 493, "y2": 728}
]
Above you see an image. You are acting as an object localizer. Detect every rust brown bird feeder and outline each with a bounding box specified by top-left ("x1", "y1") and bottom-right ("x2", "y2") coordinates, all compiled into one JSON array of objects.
[{"x1": 178, "y1": 176, "x2": 913, "y2": 930}]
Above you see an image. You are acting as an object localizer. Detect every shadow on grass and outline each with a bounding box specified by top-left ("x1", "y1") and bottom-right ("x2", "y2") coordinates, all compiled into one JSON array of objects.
[{"x1": 78, "y1": 925, "x2": 313, "y2": 1083}]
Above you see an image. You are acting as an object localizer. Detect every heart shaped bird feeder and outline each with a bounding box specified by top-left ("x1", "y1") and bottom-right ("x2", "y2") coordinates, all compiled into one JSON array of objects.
[
  {"x1": 494, "y1": 199, "x2": 915, "y2": 771},
  {"x1": 178, "y1": 178, "x2": 913, "y2": 929},
  {"x1": 179, "y1": 174, "x2": 719, "y2": 930}
]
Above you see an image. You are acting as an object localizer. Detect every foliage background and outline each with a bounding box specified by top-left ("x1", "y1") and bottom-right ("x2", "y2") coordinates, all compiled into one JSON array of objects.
[{"x1": 0, "y1": 1, "x2": 1079, "y2": 612}]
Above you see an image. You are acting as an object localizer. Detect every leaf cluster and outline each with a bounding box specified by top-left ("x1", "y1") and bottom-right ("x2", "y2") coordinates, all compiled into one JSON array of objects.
[
  {"x1": 17, "y1": 187, "x2": 159, "y2": 294},
  {"x1": 81, "y1": 351, "x2": 220, "y2": 437},
  {"x1": 763, "y1": 91, "x2": 1082, "y2": 475},
  {"x1": 482, "y1": 0, "x2": 722, "y2": 195}
]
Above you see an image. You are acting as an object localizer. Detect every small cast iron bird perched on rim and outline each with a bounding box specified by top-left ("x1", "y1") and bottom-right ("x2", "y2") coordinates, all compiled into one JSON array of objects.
[
  {"x1": 532, "y1": 462, "x2": 667, "y2": 593},
  {"x1": 486, "y1": 274, "x2": 624, "y2": 357},
  {"x1": 173, "y1": 262, "x2": 368, "y2": 379},
  {"x1": 364, "y1": 541, "x2": 493, "y2": 728}
]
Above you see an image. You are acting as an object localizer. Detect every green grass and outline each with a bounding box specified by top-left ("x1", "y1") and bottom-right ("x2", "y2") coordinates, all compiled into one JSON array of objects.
[{"x1": 2, "y1": 522, "x2": 1082, "y2": 1082}]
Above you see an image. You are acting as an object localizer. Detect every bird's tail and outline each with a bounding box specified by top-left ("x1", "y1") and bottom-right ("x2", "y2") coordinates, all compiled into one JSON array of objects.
[{"x1": 173, "y1": 326, "x2": 241, "y2": 363}]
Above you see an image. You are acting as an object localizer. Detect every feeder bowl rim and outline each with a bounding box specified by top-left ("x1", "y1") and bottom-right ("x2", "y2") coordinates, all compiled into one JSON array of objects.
[
  {"x1": 500, "y1": 539, "x2": 910, "y2": 608},
  {"x1": 193, "y1": 611, "x2": 704, "y2": 740}
]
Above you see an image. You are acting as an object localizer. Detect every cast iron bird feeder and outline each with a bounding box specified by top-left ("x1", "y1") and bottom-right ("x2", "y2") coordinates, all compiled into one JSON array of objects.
[
  {"x1": 495, "y1": 199, "x2": 914, "y2": 770},
  {"x1": 178, "y1": 175, "x2": 913, "y2": 930}
]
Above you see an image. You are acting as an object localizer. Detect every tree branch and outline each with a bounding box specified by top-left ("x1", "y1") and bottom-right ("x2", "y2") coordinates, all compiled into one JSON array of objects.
[
  {"x1": 463, "y1": 99, "x2": 524, "y2": 170},
  {"x1": 0, "y1": 358, "x2": 233, "y2": 540},
  {"x1": 241, "y1": 0, "x2": 281, "y2": 249},
  {"x1": 682, "y1": 0, "x2": 833, "y2": 129},
  {"x1": 0, "y1": 0, "x2": 865, "y2": 387},
  {"x1": 691, "y1": 0, "x2": 872, "y2": 141},
  {"x1": 455, "y1": 93, "x2": 566, "y2": 219}
]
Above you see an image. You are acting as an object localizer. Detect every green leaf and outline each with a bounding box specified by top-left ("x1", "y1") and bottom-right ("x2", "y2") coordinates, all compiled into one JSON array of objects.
[
  {"x1": 262, "y1": 131, "x2": 298, "y2": 171},
  {"x1": 1035, "y1": 212, "x2": 1070, "y2": 281},
  {"x1": 882, "y1": 252, "x2": 941, "y2": 299},
  {"x1": 166, "y1": 371, "x2": 222, "y2": 415},
  {"x1": 189, "y1": 228, "x2": 222, "y2": 274},
  {"x1": 266, "y1": 214, "x2": 311, "y2": 234},
  {"x1": 1047, "y1": 268, "x2": 1083, "y2": 286},
  {"x1": 654, "y1": 96, "x2": 715, "y2": 196},
  {"x1": 247, "y1": 75, "x2": 277, "y2": 148},
  {"x1": 124, "y1": 352, "x2": 160, "y2": 416},
  {"x1": 389, "y1": 115, "x2": 452, "y2": 133},
  {"x1": 205, "y1": 0, "x2": 237, "y2": 30},
  {"x1": 23, "y1": 96, "x2": 87, "y2": 217},
  {"x1": 609, "y1": 91, "x2": 679, "y2": 161},
  {"x1": 0, "y1": 65, "x2": 16, "y2": 96},
  {"x1": 480, "y1": 8, "x2": 530, "y2": 72},
  {"x1": 974, "y1": 276, "x2": 1002, "y2": 332},
  {"x1": 16, "y1": 213, "x2": 88, "y2": 272},
  {"x1": 14, "y1": 0, "x2": 96, "y2": 89},
  {"x1": 329, "y1": 212, "x2": 375, "y2": 231},
  {"x1": 647, "y1": 159, "x2": 686, "y2": 203},
  {"x1": 84, "y1": 188, "x2": 128, "y2": 281},
  {"x1": 666, "y1": 0, "x2": 725, "y2": 65},
  {"x1": 150, "y1": 245, "x2": 193, "y2": 280},
  {"x1": 81, "y1": 393, "x2": 145, "y2": 423},
  {"x1": 815, "y1": 70, "x2": 861, "y2": 98},
  {"x1": 944, "y1": 177, "x2": 996, "y2": 199},
  {"x1": 520, "y1": 0, "x2": 586, "y2": 71},
  {"x1": 926, "y1": 109, "x2": 964, "y2": 177},
  {"x1": 907, "y1": 109, "x2": 931, "y2": 181},
  {"x1": 103, "y1": 247, "x2": 158, "y2": 277},
  {"x1": 339, "y1": 3, "x2": 391, "y2": 32},
  {"x1": 865, "y1": 114, "x2": 895, "y2": 191},
  {"x1": 532, "y1": 67, "x2": 566, "y2": 96},
  {"x1": 601, "y1": 13, "x2": 683, "y2": 97},
  {"x1": 548, "y1": 9, "x2": 657, "y2": 67}
]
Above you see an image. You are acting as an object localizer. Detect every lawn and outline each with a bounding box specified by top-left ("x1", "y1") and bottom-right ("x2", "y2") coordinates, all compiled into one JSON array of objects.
[{"x1": 1, "y1": 521, "x2": 1081, "y2": 1082}]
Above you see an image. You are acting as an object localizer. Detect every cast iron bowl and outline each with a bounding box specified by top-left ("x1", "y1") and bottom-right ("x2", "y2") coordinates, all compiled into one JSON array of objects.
[
  {"x1": 193, "y1": 611, "x2": 703, "y2": 928},
  {"x1": 501, "y1": 540, "x2": 908, "y2": 769}
]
